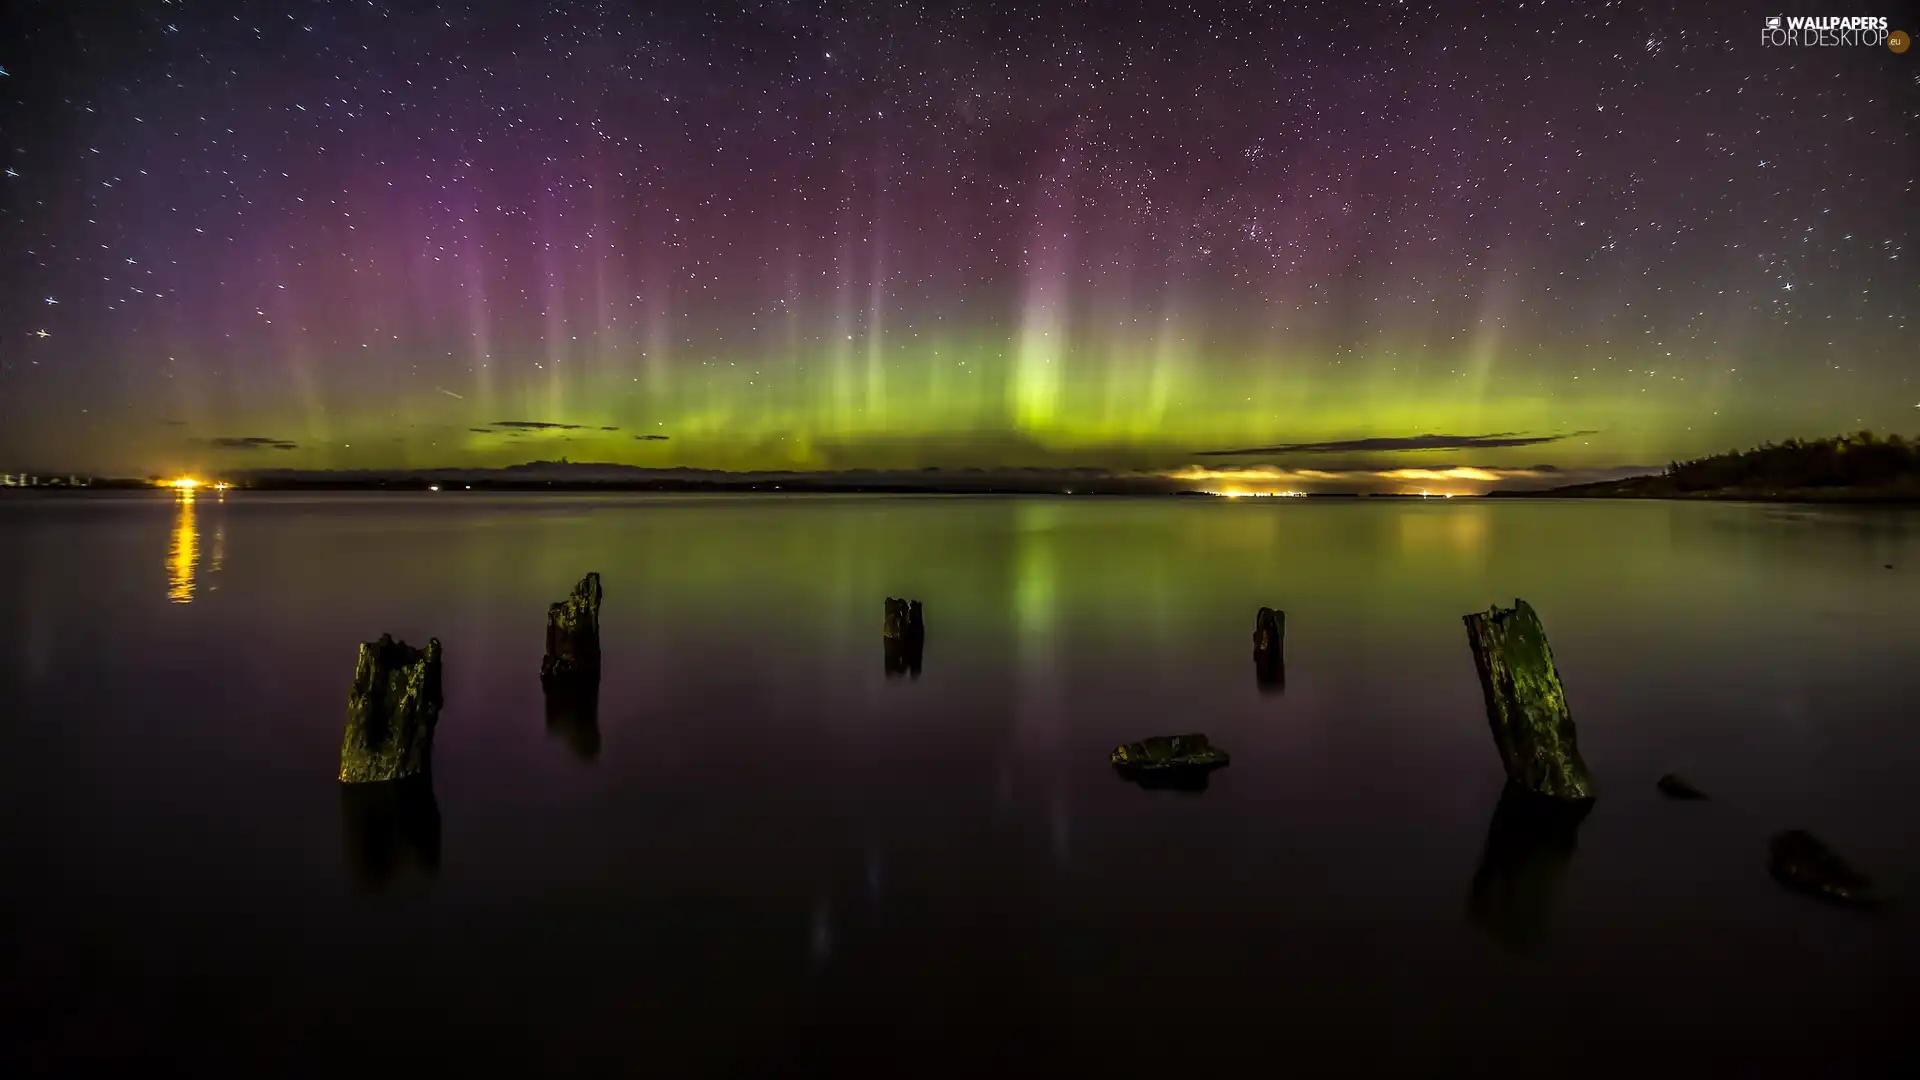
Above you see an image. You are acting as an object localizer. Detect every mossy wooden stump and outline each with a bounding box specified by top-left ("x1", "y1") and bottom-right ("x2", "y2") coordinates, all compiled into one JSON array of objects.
[
  {"x1": 1462, "y1": 600, "x2": 1594, "y2": 801},
  {"x1": 883, "y1": 597, "x2": 925, "y2": 678},
  {"x1": 1253, "y1": 606, "x2": 1285, "y2": 691},
  {"x1": 883, "y1": 637, "x2": 923, "y2": 679},
  {"x1": 339, "y1": 635, "x2": 444, "y2": 783},
  {"x1": 883, "y1": 597, "x2": 924, "y2": 641},
  {"x1": 541, "y1": 572, "x2": 603, "y2": 687}
]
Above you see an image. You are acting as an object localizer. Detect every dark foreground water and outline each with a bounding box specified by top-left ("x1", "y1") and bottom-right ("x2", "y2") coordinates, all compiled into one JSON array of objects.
[{"x1": 2, "y1": 493, "x2": 1917, "y2": 1074}]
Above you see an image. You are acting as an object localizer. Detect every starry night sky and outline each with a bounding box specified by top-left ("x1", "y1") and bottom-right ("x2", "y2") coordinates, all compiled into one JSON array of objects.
[{"x1": 1, "y1": 1, "x2": 1915, "y2": 479}]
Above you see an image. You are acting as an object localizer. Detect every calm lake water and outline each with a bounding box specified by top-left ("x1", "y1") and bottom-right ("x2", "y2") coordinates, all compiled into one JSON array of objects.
[{"x1": 3, "y1": 493, "x2": 1917, "y2": 1073}]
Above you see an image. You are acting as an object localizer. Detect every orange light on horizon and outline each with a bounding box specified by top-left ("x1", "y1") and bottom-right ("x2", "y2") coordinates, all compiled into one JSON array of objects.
[{"x1": 163, "y1": 477, "x2": 231, "y2": 492}]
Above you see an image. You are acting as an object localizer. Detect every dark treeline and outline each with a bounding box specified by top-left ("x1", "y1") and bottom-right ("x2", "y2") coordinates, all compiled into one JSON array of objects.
[{"x1": 1664, "y1": 431, "x2": 1920, "y2": 491}]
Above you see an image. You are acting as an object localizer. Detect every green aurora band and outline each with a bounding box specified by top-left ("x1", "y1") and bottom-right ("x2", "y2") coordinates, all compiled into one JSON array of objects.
[{"x1": 129, "y1": 326, "x2": 1794, "y2": 479}]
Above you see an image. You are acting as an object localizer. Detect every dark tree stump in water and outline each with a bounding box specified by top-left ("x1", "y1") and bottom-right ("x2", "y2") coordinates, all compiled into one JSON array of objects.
[
  {"x1": 544, "y1": 679, "x2": 602, "y2": 761},
  {"x1": 1462, "y1": 600, "x2": 1595, "y2": 801},
  {"x1": 340, "y1": 776, "x2": 441, "y2": 888},
  {"x1": 1768, "y1": 830, "x2": 1882, "y2": 905},
  {"x1": 541, "y1": 574, "x2": 602, "y2": 755},
  {"x1": 883, "y1": 636, "x2": 923, "y2": 679},
  {"x1": 1468, "y1": 783, "x2": 1594, "y2": 950},
  {"x1": 1253, "y1": 606, "x2": 1285, "y2": 692},
  {"x1": 541, "y1": 572, "x2": 603, "y2": 686},
  {"x1": 339, "y1": 635, "x2": 444, "y2": 783},
  {"x1": 882, "y1": 598, "x2": 925, "y2": 678},
  {"x1": 883, "y1": 597, "x2": 925, "y2": 641}
]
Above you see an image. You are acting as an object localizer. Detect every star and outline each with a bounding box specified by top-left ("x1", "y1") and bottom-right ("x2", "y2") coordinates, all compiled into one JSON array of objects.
[{"x1": 33, "y1": 329, "x2": 50, "y2": 338}]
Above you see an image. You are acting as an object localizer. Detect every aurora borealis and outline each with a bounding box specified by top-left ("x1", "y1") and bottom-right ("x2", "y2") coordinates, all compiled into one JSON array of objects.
[{"x1": 0, "y1": 2, "x2": 1914, "y2": 483}]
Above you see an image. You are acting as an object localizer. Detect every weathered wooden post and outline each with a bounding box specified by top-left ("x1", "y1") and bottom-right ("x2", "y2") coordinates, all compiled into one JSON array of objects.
[
  {"x1": 1462, "y1": 599, "x2": 1594, "y2": 800},
  {"x1": 883, "y1": 597, "x2": 925, "y2": 679},
  {"x1": 1253, "y1": 606, "x2": 1284, "y2": 692},
  {"x1": 541, "y1": 573, "x2": 603, "y2": 754},
  {"x1": 883, "y1": 597, "x2": 924, "y2": 641},
  {"x1": 339, "y1": 635, "x2": 444, "y2": 783},
  {"x1": 541, "y1": 572, "x2": 603, "y2": 687}
]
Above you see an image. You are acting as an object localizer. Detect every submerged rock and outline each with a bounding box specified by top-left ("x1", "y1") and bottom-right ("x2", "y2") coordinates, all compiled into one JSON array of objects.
[
  {"x1": 883, "y1": 597, "x2": 925, "y2": 641},
  {"x1": 1768, "y1": 829, "x2": 1881, "y2": 905},
  {"x1": 1462, "y1": 600, "x2": 1595, "y2": 801},
  {"x1": 1111, "y1": 733, "x2": 1230, "y2": 789},
  {"x1": 339, "y1": 635, "x2": 444, "y2": 784},
  {"x1": 1656, "y1": 773, "x2": 1708, "y2": 800},
  {"x1": 1467, "y1": 783, "x2": 1594, "y2": 950},
  {"x1": 541, "y1": 572, "x2": 603, "y2": 685},
  {"x1": 1253, "y1": 607, "x2": 1285, "y2": 693}
]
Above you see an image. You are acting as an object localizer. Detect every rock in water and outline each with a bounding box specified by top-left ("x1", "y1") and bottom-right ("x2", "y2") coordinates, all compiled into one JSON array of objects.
[
  {"x1": 883, "y1": 597, "x2": 925, "y2": 641},
  {"x1": 1253, "y1": 606, "x2": 1285, "y2": 692},
  {"x1": 541, "y1": 572, "x2": 603, "y2": 685},
  {"x1": 339, "y1": 635, "x2": 444, "y2": 783},
  {"x1": 1111, "y1": 734, "x2": 1231, "y2": 789},
  {"x1": 1462, "y1": 600, "x2": 1595, "y2": 801},
  {"x1": 1656, "y1": 773, "x2": 1708, "y2": 800},
  {"x1": 1768, "y1": 830, "x2": 1881, "y2": 905}
]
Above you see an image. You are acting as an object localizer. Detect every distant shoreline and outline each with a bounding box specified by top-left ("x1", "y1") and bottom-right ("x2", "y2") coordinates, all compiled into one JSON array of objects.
[
  {"x1": 3, "y1": 480, "x2": 1315, "y2": 496},
  {"x1": 10, "y1": 469, "x2": 1920, "y2": 503},
  {"x1": 1490, "y1": 479, "x2": 1920, "y2": 504},
  {"x1": 7, "y1": 481, "x2": 1920, "y2": 503}
]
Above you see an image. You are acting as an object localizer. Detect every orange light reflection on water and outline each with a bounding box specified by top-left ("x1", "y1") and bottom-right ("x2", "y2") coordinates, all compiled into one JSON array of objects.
[{"x1": 168, "y1": 491, "x2": 198, "y2": 603}]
